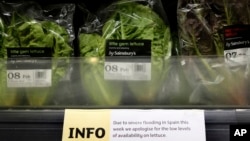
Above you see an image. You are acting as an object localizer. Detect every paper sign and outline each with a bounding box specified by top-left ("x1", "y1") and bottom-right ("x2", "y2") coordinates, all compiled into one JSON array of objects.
[
  {"x1": 62, "y1": 109, "x2": 111, "y2": 141},
  {"x1": 62, "y1": 109, "x2": 206, "y2": 141}
]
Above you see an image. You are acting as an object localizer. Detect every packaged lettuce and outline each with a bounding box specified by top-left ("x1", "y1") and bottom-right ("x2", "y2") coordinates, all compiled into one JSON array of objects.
[
  {"x1": 78, "y1": 0, "x2": 172, "y2": 105},
  {"x1": 177, "y1": 0, "x2": 250, "y2": 56},
  {"x1": 0, "y1": 15, "x2": 23, "y2": 106},
  {"x1": 177, "y1": 0, "x2": 250, "y2": 105},
  {"x1": 0, "y1": 1, "x2": 75, "y2": 106}
]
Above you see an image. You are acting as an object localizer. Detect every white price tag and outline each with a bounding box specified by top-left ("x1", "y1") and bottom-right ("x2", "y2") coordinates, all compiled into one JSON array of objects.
[
  {"x1": 62, "y1": 109, "x2": 206, "y2": 141},
  {"x1": 104, "y1": 62, "x2": 151, "y2": 81},
  {"x1": 224, "y1": 48, "x2": 250, "y2": 66},
  {"x1": 7, "y1": 69, "x2": 52, "y2": 87}
]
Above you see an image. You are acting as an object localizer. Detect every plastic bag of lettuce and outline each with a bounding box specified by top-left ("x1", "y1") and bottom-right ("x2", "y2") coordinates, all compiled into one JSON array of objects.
[
  {"x1": 176, "y1": 0, "x2": 250, "y2": 105},
  {"x1": 78, "y1": 0, "x2": 172, "y2": 105},
  {"x1": 0, "y1": 1, "x2": 75, "y2": 106},
  {"x1": 0, "y1": 16, "x2": 23, "y2": 106}
]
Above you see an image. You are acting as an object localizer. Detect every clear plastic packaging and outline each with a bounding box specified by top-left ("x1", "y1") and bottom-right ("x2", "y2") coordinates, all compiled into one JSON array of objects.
[
  {"x1": 0, "y1": 0, "x2": 249, "y2": 108},
  {"x1": 77, "y1": 0, "x2": 172, "y2": 105},
  {"x1": 0, "y1": 1, "x2": 75, "y2": 106},
  {"x1": 158, "y1": 56, "x2": 250, "y2": 106},
  {"x1": 177, "y1": 0, "x2": 250, "y2": 56}
]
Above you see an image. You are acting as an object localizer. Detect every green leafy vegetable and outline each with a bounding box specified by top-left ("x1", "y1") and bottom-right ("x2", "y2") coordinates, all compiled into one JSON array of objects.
[
  {"x1": 177, "y1": 0, "x2": 250, "y2": 105},
  {"x1": 1, "y1": 11, "x2": 73, "y2": 106},
  {"x1": 0, "y1": 58, "x2": 23, "y2": 106},
  {"x1": 79, "y1": 0, "x2": 172, "y2": 105},
  {"x1": 102, "y1": 1, "x2": 171, "y2": 56},
  {"x1": 177, "y1": 0, "x2": 250, "y2": 56},
  {"x1": 0, "y1": 17, "x2": 23, "y2": 106},
  {"x1": 79, "y1": 33, "x2": 123, "y2": 105}
]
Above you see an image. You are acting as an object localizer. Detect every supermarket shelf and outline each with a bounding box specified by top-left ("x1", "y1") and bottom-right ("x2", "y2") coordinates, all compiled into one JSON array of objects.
[
  {"x1": 1, "y1": 56, "x2": 250, "y2": 107},
  {"x1": 0, "y1": 109, "x2": 250, "y2": 141},
  {"x1": 0, "y1": 56, "x2": 250, "y2": 141}
]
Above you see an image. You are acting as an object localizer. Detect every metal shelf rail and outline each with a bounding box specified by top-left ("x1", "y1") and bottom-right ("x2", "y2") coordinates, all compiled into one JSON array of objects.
[{"x1": 0, "y1": 109, "x2": 249, "y2": 141}]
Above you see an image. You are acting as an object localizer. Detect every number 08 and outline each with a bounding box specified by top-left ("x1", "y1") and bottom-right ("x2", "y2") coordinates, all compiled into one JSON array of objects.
[{"x1": 8, "y1": 72, "x2": 21, "y2": 79}]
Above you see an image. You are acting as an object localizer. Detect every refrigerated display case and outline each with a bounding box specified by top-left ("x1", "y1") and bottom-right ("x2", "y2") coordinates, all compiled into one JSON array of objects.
[
  {"x1": 0, "y1": 0, "x2": 250, "y2": 140},
  {"x1": 0, "y1": 56, "x2": 249, "y2": 141}
]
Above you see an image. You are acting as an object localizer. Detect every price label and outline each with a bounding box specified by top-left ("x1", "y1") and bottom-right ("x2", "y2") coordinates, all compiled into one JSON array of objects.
[
  {"x1": 6, "y1": 47, "x2": 52, "y2": 87},
  {"x1": 62, "y1": 109, "x2": 206, "y2": 141},
  {"x1": 104, "y1": 62, "x2": 151, "y2": 81},
  {"x1": 223, "y1": 25, "x2": 250, "y2": 66},
  {"x1": 7, "y1": 69, "x2": 52, "y2": 87},
  {"x1": 224, "y1": 48, "x2": 250, "y2": 66}
]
